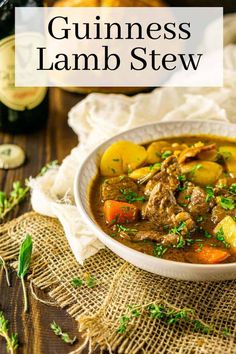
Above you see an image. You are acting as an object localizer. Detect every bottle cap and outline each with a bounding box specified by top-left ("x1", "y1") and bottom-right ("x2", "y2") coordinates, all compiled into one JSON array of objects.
[{"x1": 0, "y1": 144, "x2": 25, "y2": 169}]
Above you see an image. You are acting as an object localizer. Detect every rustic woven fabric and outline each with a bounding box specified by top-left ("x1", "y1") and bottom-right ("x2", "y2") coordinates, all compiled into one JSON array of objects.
[{"x1": 1, "y1": 212, "x2": 236, "y2": 353}]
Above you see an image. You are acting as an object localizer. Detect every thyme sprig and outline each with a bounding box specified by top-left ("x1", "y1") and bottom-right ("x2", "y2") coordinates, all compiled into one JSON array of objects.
[
  {"x1": 0, "y1": 160, "x2": 59, "y2": 222},
  {"x1": 0, "y1": 256, "x2": 10, "y2": 287},
  {"x1": 0, "y1": 311, "x2": 19, "y2": 354},
  {"x1": 117, "y1": 302, "x2": 230, "y2": 337},
  {"x1": 17, "y1": 235, "x2": 33, "y2": 313},
  {"x1": 50, "y1": 321, "x2": 77, "y2": 345}
]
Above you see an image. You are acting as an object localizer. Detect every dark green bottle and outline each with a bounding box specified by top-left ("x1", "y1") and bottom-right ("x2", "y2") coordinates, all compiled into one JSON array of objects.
[{"x1": 0, "y1": 0, "x2": 48, "y2": 133}]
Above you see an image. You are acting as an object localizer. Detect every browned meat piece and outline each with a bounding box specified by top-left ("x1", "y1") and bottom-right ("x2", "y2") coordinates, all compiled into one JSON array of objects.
[
  {"x1": 101, "y1": 176, "x2": 138, "y2": 201},
  {"x1": 145, "y1": 156, "x2": 181, "y2": 196},
  {"x1": 177, "y1": 182, "x2": 195, "y2": 206},
  {"x1": 178, "y1": 143, "x2": 216, "y2": 164},
  {"x1": 119, "y1": 229, "x2": 179, "y2": 246},
  {"x1": 178, "y1": 183, "x2": 215, "y2": 217},
  {"x1": 188, "y1": 186, "x2": 215, "y2": 216},
  {"x1": 144, "y1": 182, "x2": 195, "y2": 233},
  {"x1": 211, "y1": 205, "x2": 236, "y2": 224}
]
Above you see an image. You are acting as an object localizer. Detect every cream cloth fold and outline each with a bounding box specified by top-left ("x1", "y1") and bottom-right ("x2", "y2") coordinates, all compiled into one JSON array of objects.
[{"x1": 29, "y1": 16, "x2": 236, "y2": 264}]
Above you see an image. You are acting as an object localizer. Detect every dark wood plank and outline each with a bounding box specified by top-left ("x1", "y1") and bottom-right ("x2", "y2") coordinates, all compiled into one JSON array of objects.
[{"x1": 0, "y1": 88, "x2": 90, "y2": 354}]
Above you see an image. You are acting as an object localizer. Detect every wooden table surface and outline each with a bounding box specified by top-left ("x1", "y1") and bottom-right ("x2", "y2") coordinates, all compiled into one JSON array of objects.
[{"x1": 0, "y1": 88, "x2": 90, "y2": 354}]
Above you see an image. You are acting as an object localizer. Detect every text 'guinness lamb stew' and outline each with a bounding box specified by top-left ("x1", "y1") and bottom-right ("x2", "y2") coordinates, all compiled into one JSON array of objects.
[{"x1": 90, "y1": 136, "x2": 236, "y2": 264}]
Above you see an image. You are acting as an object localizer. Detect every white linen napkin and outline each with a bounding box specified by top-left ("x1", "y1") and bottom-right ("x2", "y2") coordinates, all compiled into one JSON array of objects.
[{"x1": 29, "y1": 15, "x2": 236, "y2": 264}]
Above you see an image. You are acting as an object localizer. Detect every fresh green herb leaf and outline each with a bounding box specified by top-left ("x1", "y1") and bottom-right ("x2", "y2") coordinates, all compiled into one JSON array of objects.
[
  {"x1": 219, "y1": 197, "x2": 235, "y2": 210},
  {"x1": 205, "y1": 186, "x2": 214, "y2": 203},
  {"x1": 71, "y1": 278, "x2": 83, "y2": 287},
  {"x1": 0, "y1": 311, "x2": 19, "y2": 353},
  {"x1": 184, "y1": 195, "x2": 191, "y2": 200},
  {"x1": 215, "y1": 228, "x2": 230, "y2": 248},
  {"x1": 161, "y1": 151, "x2": 172, "y2": 159},
  {"x1": 17, "y1": 234, "x2": 33, "y2": 313},
  {"x1": 153, "y1": 244, "x2": 168, "y2": 258},
  {"x1": 193, "y1": 320, "x2": 213, "y2": 334},
  {"x1": 50, "y1": 321, "x2": 76, "y2": 345},
  {"x1": 221, "y1": 151, "x2": 232, "y2": 161},
  {"x1": 222, "y1": 327, "x2": 231, "y2": 337}
]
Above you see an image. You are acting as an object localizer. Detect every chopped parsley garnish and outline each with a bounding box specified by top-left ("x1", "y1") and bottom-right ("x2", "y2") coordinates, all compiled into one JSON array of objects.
[
  {"x1": 178, "y1": 174, "x2": 186, "y2": 182},
  {"x1": 203, "y1": 230, "x2": 212, "y2": 239},
  {"x1": 153, "y1": 244, "x2": 168, "y2": 258},
  {"x1": 169, "y1": 221, "x2": 186, "y2": 235},
  {"x1": 119, "y1": 189, "x2": 146, "y2": 203},
  {"x1": 184, "y1": 195, "x2": 191, "y2": 200},
  {"x1": 161, "y1": 150, "x2": 172, "y2": 159},
  {"x1": 215, "y1": 228, "x2": 230, "y2": 248},
  {"x1": 176, "y1": 235, "x2": 185, "y2": 248},
  {"x1": 205, "y1": 186, "x2": 214, "y2": 203},
  {"x1": 149, "y1": 162, "x2": 161, "y2": 170},
  {"x1": 190, "y1": 164, "x2": 203, "y2": 177},
  {"x1": 196, "y1": 215, "x2": 204, "y2": 223},
  {"x1": 116, "y1": 224, "x2": 137, "y2": 235},
  {"x1": 229, "y1": 183, "x2": 236, "y2": 195},
  {"x1": 219, "y1": 197, "x2": 235, "y2": 210},
  {"x1": 195, "y1": 243, "x2": 204, "y2": 252}
]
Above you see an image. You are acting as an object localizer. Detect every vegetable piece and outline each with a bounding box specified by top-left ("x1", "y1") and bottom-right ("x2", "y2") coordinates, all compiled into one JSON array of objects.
[
  {"x1": 192, "y1": 245, "x2": 230, "y2": 264},
  {"x1": 104, "y1": 200, "x2": 139, "y2": 224},
  {"x1": 128, "y1": 164, "x2": 161, "y2": 181},
  {"x1": 100, "y1": 141, "x2": 147, "y2": 177},
  {"x1": 50, "y1": 321, "x2": 77, "y2": 345},
  {"x1": 181, "y1": 161, "x2": 223, "y2": 186},
  {"x1": 197, "y1": 149, "x2": 218, "y2": 161},
  {"x1": 219, "y1": 146, "x2": 236, "y2": 177},
  {"x1": 178, "y1": 143, "x2": 216, "y2": 164},
  {"x1": 214, "y1": 216, "x2": 236, "y2": 253},
  {"x1": 146, "y1": 141, "x2": 170, "y2": 164}
]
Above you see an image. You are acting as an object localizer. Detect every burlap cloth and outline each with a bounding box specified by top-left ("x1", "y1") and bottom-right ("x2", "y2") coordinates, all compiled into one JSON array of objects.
[{"x1": 1, "y1": 212, "x2": 236, "y2": 353}]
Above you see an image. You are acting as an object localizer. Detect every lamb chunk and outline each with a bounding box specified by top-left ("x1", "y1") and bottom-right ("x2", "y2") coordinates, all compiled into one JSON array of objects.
[
  {"x1": 188, "y1": 186, "x2": 215, "y2": 216},
  {"x1": 161, "y1": 233, "x2": 179, "y2": 247},
  {"x1": 145, "y1": 156, "x2": 181, "y2": 196},
  {"x1": 119, "y1": 229, "x2": 179, "y2": 246},
  {"x1": 178, "y1": 143, "x2": 216, "y2": 164},
  {"x1": 101, "y1": 176, "x2": 138, "y2": 201},
  {"x1": 178, "y1": 183, "x2": 215, "y2": 217},
  {"x1": 211, "y1": 205, "x2": 236, "y2": 224},
  {"x1": 144, "y1": 182, "x2": 195, "y2": 233}
]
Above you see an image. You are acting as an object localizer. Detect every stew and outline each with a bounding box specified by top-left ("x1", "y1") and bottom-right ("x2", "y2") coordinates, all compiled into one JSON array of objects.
[{"x1": 90, "y1": 135, "x2": 236, "y2": 264}]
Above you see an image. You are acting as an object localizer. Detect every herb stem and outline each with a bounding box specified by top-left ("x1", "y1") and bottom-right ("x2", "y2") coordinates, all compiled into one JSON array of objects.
[
  {"x1": 0, "y1": 256, "x2": 10, "y2": 287},
  {"x1": 21, "y1": 276, "x2": 28, "y2": 313}
]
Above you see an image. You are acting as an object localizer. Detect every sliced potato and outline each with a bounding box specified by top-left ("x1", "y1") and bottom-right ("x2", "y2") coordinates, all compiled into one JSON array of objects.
[
  {"x1": 146, "y1": 141, "x2": 170, "y2": 164},
  {"x1": 214, "y1": 216, "x2": 236, "y2": 253},
  {"x1": 181, "y1": 161, "x2": 223, "y2": 186},
  {"x1": 100, "y1": 141, "x2": 147, "y2": 177},
  {"x1": 129, "y1": 164, "x2": 161, "y2": 181},
  {"x1": 219, "y1": 146, "x2": 236, "y2": 177}
]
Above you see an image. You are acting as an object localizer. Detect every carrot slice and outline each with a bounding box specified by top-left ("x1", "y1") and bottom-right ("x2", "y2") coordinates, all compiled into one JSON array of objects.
[
  {"x1": 104, "y1": 200, "x2": 139, "y2": 224},
  {"x1": 193, "y1": 245, "x2": 230, "y2": 264}
]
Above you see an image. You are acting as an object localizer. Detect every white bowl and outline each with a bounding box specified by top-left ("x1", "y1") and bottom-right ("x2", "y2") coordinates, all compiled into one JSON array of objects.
[{"x1": 74, "y1": 120, "x2": 236, "y2": 281}]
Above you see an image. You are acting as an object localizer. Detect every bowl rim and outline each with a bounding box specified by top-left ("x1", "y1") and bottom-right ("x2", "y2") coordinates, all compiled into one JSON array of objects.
[{"x1": 74, "y1": 119, "x2": 236, "y2": 270}]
